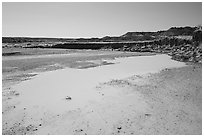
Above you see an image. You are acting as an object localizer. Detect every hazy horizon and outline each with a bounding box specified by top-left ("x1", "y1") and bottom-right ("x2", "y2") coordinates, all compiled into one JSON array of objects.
[
  {"x1": 2, "y1": 24, "x2": 200, "y2": 39},
  {"x1": 2, "y1": 2, "x2": 202, "y2": 38}
]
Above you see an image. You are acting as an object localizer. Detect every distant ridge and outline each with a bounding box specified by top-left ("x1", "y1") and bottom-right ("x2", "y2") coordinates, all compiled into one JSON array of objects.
[{"x1": 2, "y1": 26, "x2": 200, "y2": 43}]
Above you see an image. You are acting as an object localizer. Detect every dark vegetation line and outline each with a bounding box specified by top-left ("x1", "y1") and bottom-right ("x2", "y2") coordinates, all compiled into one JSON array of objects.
[{"x1": 2, "y1": 26, "x2": 202, "y2": 63}]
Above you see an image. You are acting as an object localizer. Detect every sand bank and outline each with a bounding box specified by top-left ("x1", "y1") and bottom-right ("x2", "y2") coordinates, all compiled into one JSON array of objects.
[{"x1": 2, "y1": 54, "x2": 201, "y2": 135}]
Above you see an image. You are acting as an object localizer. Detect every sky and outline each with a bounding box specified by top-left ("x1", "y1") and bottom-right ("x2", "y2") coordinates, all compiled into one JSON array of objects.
[{"x1": 2, "y1": 2, "x2": 202, "y2": 38}]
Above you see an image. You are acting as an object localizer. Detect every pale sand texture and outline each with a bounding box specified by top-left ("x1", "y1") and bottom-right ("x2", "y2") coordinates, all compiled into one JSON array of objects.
[{"x1": 2, "y1": 53, "x2": 201, "y2": 135}]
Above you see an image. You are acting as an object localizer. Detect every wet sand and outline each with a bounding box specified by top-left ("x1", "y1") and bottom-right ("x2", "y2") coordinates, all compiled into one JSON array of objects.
[{"x1": 2, "y1": 50, "x2": 202, "y2": 135}]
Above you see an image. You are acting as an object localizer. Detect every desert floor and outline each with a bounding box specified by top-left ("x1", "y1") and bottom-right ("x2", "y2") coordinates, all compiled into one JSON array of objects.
[{"x1": 2, "y1": 48, "x2": 202, "y2": 135}]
